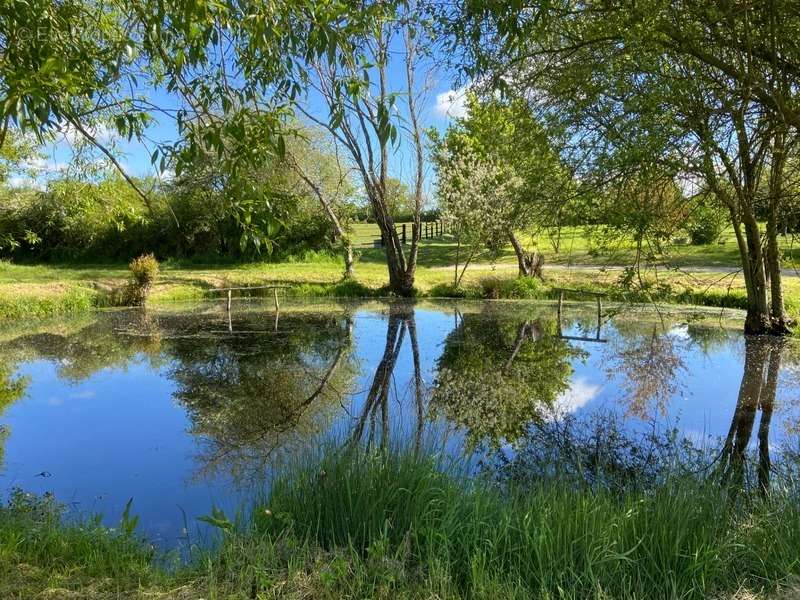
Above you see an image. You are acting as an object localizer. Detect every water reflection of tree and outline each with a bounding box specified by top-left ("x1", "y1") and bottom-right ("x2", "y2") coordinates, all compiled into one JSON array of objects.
[
  {"x1": 0, "y1": 311, "x2": 166, "y2": 381},
  {"x1": 0, "y1": 308, "x2": 359, "y2": 482},
  {"x1": 606, "y1": 325, "x2": 686, "y2": 418},
  {"x1": 167, "y1": 312, "x2": 357, "y2": 480},
  {"x1": 431, "y1": 309, "x2": 579, "y2": 448},
  {"x1": 718, "y1": 336, "x2": 783, "y2": 494},
  {"x1": 0, "y1": 364, "x2": 28, "y2": 469},
  {"x1": 347, "y1": 304, "x2": 425, "y2": 453}
]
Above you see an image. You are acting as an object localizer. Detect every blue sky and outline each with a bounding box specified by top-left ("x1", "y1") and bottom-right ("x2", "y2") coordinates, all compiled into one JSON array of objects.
[{"x1": 12, "y1": 58, "x2": 468, "y2": 193}]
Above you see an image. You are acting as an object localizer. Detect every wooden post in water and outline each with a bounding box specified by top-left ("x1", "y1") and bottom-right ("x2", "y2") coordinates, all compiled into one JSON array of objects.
[
  {"x1": 557, "y1": 289, "x2": 564, "y2": 334},
  {"x1": 226, "y1": 289, "x2": 232, "y2": 312},
  {"x1": 596, "y1": 295, "x2": 602, "y2": 340},
  {"x1": 273, "y1": 288, "x2": 280, "y2": 312}
]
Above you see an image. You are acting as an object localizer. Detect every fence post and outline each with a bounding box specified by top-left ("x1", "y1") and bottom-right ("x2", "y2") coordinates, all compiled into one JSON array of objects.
[
  {"x1": 226, "y1": 289, "x2": 232, "y2": 312},
  {"x1": 402, "y1": 223, "x2": 407, "y2": 244}
]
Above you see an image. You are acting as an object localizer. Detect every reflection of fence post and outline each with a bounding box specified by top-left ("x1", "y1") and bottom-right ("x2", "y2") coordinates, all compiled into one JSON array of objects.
[
  {"x1": 596, "y1": 295, "x2": 602, "y2": 340},
  {"x1": 596, "y1": 295, "x2": 602, "y2": 323},
  {"x1": 557, "y1": 289, "x2": 564, "y2": 330}
]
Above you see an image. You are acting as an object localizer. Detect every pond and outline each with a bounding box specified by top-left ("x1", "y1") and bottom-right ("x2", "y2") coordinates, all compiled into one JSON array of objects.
[{"x1": 1, "y1": 299, "x2": 798, "y2": 546}]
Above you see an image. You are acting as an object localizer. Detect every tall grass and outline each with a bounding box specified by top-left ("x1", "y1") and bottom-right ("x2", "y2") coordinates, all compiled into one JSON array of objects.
[
  {"x1": 0, "y1": 287, "x2": 99, "y2": 320},
  {"x1": 204, "y1": 448, "x2": 800, "y2": 599},
  {"x1": 3, "y1": 447, "x2": 800, "y2": 598}
]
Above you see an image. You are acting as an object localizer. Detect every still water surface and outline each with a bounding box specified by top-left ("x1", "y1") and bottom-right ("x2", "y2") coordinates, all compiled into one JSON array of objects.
[{"x1": 0, "y1": 300, "x2": 798, "y2": 544}]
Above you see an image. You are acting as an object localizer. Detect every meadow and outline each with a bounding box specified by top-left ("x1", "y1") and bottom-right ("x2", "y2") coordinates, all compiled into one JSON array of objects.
[{"x1": 2, "y1": 224, "x2": 799, "y2": 321}]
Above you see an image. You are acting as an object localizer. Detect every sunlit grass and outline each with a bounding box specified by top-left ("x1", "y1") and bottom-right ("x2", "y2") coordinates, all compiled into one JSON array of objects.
[
  {"x1": 3, "y1": 230, "x2": 800, "y2": 321},
  {"x1": 3, "y1": 448, "x2": 800, "y2": 598}
]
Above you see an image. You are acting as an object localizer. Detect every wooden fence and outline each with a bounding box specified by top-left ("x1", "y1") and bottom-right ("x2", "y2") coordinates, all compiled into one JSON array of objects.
[{"x1": 375, "y1": 220, "x2": 448, "y2": 248}]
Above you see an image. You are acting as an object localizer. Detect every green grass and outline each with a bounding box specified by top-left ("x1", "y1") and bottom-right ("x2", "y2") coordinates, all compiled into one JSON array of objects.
[
  {"x1": 3, "y1": 448, "x2": 800, "y2": 598},
  {"x1": 3, "y1": 226, "x2": 800, "y2": 322},
  {"x1": 350, "y1": 221, "x2": 800, "y2": 268}
]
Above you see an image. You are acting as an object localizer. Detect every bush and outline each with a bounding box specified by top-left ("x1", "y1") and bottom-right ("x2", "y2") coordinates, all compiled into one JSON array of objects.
[
  {"x1": 685, "y1": 202, "x2": 727, "y2": 245},
  {"x1": 122, "y1": 254, "x2": 160, "y2": 306},
  {"x1": 479, "y1": 275, "x2": 543, "y2": 299},
  {"x1": 428, "y1": 282, "x2": 469, "y2": 298},
  {"x1": 499, "y1": 276, "x2": 543, "y2": 299}
]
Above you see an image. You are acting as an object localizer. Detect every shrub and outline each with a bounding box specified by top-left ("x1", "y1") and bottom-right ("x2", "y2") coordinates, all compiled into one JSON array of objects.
[
  {"x1": 499, "y1": 275, "x2": 542, "y2": 299},
  {"x1": 685, "y1": 201, "x2": 727, "y2": 245},
  {"x1": 428, "y1": 282, "x2": 468, "y2": 298},
  {"x1": 479, "y1": 276, "x2": 504, "y2": 299},
  {"x1": 479, "y1": 275, "x2": 543, "y2": 299},
  {"x1": 122, "y1": 253, "x2": 160, "y2": 306}
]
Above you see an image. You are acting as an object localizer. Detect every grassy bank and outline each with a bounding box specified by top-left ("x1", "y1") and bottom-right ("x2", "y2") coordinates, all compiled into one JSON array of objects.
[
  {"x1": 3, "y1": 449, "x2": 800, "y2": 599},
  {"x1": 3, "y1": 250, "x2": 795, "y2": 322}
]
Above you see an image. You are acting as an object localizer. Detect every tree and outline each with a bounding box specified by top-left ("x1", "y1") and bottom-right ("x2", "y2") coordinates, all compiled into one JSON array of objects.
[
  {"x1": 2, "y1": 0, "x2": 385, "y2": 249},
  {"x1": 434, "y1": 145, "x2": 521, "y2": 286},
  {"x1": 431, "y1": 95, "x2": 572, "y2": 277},
  {"x1": 293, "y1": 1, "x2": 430, "y2": 295},
  {"x1": 284, "y1": 127, "x2": 358, "y2": 277},
  {"x1": 451, "y1": 1, "x2": 800, "y2": 334}
]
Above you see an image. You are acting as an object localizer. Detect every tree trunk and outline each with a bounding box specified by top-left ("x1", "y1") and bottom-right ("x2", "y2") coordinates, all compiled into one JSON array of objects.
[
  {"x1": 343, "y1": 241, "x2": 355, "y2": 279},
  {"x1": 765, "y1": 129, "x2": 790, "y2": 333},
  {"x1": 741, "y1": 215, "x2": 772, "y2": 334},
  {"x1": 508, "y1": 230, "x2": 544, "y2": 278},
  {"x1": 373, "y1": 206, "x2": 416, "y2": 296}
]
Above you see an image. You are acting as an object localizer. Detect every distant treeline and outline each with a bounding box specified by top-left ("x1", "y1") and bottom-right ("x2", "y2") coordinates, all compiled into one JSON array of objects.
[
  {"x1": 0, "y1": 178, "x2": 332, "y2": 261},
  {"x1": 0, "y1": 175, "x2": 440, "y2": 262}
]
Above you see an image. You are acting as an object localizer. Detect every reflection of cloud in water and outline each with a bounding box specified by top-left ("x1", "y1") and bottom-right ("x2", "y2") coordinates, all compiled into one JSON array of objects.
[
  {"x1": 666, "y1": 324, "x2": 690, "y2": 340},
  {"x1": 69, "y1": 390, "x2": 96, "y2": 400},
  {"x1": 552, "y1": 377, "x2": 601, "y2": 416}
]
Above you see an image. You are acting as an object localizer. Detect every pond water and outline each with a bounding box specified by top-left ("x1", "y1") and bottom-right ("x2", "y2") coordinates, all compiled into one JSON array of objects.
[{"x1": 1, "y1": 299, "x2": 798, "y2": 545}]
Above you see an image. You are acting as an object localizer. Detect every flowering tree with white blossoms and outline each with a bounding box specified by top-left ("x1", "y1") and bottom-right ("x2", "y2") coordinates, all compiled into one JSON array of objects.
[{"x1": 434, "y1": 146, "x2": 523, "y2": 286}]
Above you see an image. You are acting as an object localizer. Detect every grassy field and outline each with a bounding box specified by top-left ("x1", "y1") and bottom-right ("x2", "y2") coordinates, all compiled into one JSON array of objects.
[
  {"x1": 3, "y1": 447, "x2": 800, "y2": 599},
  {"x1": 2, "y1": 225, "x2": 800, "y2": 321},
  {"x1": 351, "y1": 222, "x2": 800, "y2": 270}
]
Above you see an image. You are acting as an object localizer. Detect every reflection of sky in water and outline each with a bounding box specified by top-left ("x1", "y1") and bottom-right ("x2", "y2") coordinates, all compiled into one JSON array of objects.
[{"x1": 0, "y1": 300, "x2": 798, "y2": 545}]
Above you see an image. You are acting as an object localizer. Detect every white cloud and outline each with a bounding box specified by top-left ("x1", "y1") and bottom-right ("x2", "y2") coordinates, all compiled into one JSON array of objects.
[
  {"x1": 21, "y1": 156, "x2": 68, "y2": 174},
  {"x1": 434, "y1": 87, "x2": 468, "y2": 119},
  {"x1": 57, "y1": 121, "x2": 116, "y2": 146},
  {"x1": 7, "y1": 175, "x2": 45, "y2": 190},
  {"x1": 551, "y1": 378, "x2": 602, "y2": 417},
  {"x1": 156, "y1": 168, "x2": 175, "y2": 182}
]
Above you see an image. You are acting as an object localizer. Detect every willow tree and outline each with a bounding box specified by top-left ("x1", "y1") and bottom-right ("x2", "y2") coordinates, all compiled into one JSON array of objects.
[
  {"x1": 451, "y1": 0, "x2": 800, "y2": 334},
  {"x1": 293, "y1": 1, "x2": 430, "y2": 295},
  {"x1": 2, "y1": 0, "x2": 385, "y2": 250}
]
